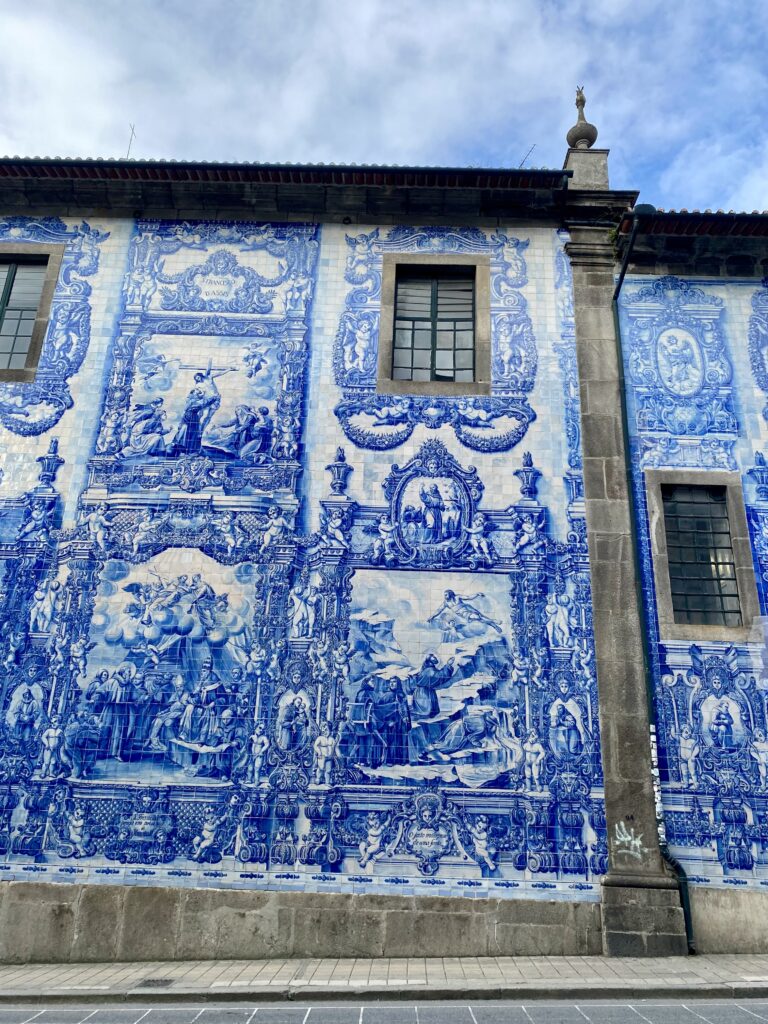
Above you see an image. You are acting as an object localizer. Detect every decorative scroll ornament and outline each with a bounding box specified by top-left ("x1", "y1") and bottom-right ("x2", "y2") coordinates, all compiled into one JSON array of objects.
[{"x1": 0, "y1": 216, "x2": 109, "y2": 436}]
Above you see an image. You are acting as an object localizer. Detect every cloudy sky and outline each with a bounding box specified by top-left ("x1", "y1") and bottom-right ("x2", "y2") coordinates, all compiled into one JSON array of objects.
[{"x1": 0, "y1": 0, "x2": 765, "y2": 211}]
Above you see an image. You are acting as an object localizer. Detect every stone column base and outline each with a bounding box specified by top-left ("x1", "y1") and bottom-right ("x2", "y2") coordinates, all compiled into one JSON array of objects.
[{"x1": 601, "y1": 879, "x2": 688, "y2": 956}]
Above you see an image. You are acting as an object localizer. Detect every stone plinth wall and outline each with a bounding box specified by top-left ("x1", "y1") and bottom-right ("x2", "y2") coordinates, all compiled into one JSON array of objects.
[{"x1": 0, "y1": 881, "x2": 603, "y2": 962}]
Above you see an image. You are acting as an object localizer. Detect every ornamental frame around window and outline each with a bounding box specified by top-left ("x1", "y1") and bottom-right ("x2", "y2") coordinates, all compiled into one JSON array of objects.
[
  {"x1": 0, "y1": 242, "x2": 65, "y2": 383},
  {"x1": 377, "y1": 252, "x2": 491, "y2": 397},
  {"x1": 644, "y1": 468, "x2": 761, "y2": 644}
]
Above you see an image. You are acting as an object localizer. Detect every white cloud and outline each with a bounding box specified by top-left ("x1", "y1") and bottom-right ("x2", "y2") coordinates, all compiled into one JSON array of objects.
[{"x1": 0, "y1": 0, "x2": 765, "y2": 209}]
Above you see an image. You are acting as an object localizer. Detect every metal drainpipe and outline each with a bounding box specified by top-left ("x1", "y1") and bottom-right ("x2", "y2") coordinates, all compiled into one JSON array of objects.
[{"x1": 610, "y1": 207, "x2": 697, "y2": 954}]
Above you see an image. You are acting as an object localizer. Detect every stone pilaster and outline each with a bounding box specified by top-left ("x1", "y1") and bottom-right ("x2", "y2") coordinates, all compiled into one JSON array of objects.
[{"x1": 565, "y1": 225, "x2": 688, "y2": 956}]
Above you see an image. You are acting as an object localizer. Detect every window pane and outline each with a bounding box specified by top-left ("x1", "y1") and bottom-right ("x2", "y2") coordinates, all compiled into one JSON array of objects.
[
  {"x1": 8, "y1": 353, "x2": 27, "y2": 369},
  {"x1": 392, "y1": 367, "x2": 411, "y2": 380},
  {"x1": 661, "y1": 483, "x2": 741, "y2": 627},
  {"x1": 393, "y1": 350, "x2": 411, "y2": 368},
  {"x1": 395, "y1": 279, "x2": 432, "y2": 317},
  {"x1": 8, "y1": 265, "x2": 46, "y2": 308},
  {"x1": 455, "y1": 369, "x2": 474, "y2": 382},
  {"x1": 392, "y1": 267, "x2": 476, "y2": 386}
]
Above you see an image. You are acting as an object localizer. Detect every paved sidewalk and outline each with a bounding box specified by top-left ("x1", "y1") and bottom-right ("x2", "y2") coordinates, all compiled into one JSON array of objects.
[{"x1": 3, "y1": 955, "x2": 768, "y2": 1003}]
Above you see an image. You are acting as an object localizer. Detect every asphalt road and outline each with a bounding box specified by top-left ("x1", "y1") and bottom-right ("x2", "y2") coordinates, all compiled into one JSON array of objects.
[{"x1": 3, "y1": 1004, "x2": 768, "y2": 1024}]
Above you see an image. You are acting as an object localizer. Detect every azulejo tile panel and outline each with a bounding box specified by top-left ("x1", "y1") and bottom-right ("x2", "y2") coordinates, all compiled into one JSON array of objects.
[
  {"x1": 620, "y1": 274, "x2": 768, "y2": 893},
  {"x1": 0, "y1": 219, "x2": 603, "y2": 901}
]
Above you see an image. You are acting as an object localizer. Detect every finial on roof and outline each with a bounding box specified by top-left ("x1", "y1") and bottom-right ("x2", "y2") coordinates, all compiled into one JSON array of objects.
[{"x1": 566, "y1": 86, "x2": 598, "y2": 150}]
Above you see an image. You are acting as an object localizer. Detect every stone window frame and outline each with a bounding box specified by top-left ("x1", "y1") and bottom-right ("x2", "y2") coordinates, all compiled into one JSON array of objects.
[
  {"x1": 377, "y1": 252, "x2": 491, "y2": 397},
  {"x1": 644, "y1": 468, "x2": 761, "y2": 644},
  {"x1": 0, "y1": 242, "x2": 65, "y2": 383}
]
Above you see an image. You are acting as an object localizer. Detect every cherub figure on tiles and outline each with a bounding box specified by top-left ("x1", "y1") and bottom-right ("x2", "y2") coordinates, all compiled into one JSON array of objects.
[
  {"x1": 38, "y1": 714, "x2": 65, "y2": 779},
  {"x1": 259, "y1": 505, "x2": 292, "y2": 555},
  {"x1": 338, "y1": 310, "x2": 378, "y2": 382},
  {"x1": 509, "y1": 509, "x2": 547, "y2": 558},
  {"x1": 544, "y1": 587, "x2": 578, "y2": 650},
  {"x1": 79, "y1": 503, "x2": 118, "y2": 550},
  {"x1": 344, "y1": 229, "x2": 380, "y2": 302},
  {"x1": 311, "y1": 720, "x2": 344, "y2": 786},
  {"x1": 29, "y1": 575, "x2": 65, "y2": 633},
  {"x1": 463, "y1": 512, "x2": 495, "y2": 567},
  {"x1": 318, "y1": 506, "x2": 351, "y2": 551},
  {"x1": 367, "y1": 514, "x2": 398, "y2": 566},
  {"x1": 17, "y1": 496, "x2": 57, "y2": 545},
  {"x1": 494, "y1": 310, "x2": 535, "y2": 385},
  {"x1": 289, "y1": 573, "x2": 323, "y2": 640}
]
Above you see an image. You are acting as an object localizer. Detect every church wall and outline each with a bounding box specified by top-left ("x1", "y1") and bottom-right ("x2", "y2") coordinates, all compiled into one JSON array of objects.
[
  {"x1": 619, "y1": 274, "x2": 768, "y2": 898},
  {"x1": 0, "y1": 214, "x2": 605, "y2": 911}
]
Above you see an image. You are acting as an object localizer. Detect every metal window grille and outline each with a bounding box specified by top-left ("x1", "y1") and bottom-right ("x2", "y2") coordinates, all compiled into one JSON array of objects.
[
  {"x1": 0, "y1": 259, "x2": 48, "y2": 371},
  {"x1": 391, "y1": 268, "x2": 475, "y2": 383},
  {"x1": 661, "y1": 483, "x2": 742, "y2": 627}
]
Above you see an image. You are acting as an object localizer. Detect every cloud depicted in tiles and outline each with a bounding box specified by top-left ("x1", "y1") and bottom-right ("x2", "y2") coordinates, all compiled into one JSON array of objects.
[{"x1": 0, "y1": 0, "x2": 765, "y2": 211}]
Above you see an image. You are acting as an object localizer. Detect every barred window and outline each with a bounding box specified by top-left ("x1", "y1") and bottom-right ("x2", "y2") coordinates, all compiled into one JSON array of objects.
[
  {"x1": 661, "y1": 483, "x2": 742, "y2": 627},
  {"x1": 0, "y1": 258, "x2": 48, "y2": 371},
  {"x1": 392, "y1": 267, "x2": 475, "y2": 383}
]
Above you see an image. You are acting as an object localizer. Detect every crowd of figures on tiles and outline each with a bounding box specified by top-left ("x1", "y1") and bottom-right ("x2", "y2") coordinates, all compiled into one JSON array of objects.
[
  {"x1": 621, "y1": 275, "x2": 768, "y2": 883},
  {"x1": 0, "y1": 217, "x2": 606, "y2": 888}
]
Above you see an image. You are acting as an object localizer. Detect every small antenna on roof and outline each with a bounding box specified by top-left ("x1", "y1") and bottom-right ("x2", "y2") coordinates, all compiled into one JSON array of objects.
[
  {"x1": 518, "y1": 144, "x2": 536, "y2": 168},
  {"x1": 126, "y1": 124, "x2": 136, "y2": 160}
]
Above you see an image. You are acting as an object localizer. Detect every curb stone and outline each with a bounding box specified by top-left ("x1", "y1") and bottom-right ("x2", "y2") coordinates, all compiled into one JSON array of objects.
[{"x1": 3, "y1": 982, "x2": 768, "y2": 1004}]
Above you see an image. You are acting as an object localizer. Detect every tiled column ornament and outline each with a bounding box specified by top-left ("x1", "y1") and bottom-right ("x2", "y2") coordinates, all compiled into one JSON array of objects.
[{"x1": 565, "y1": 226, "x2": 687, "y2": 955}]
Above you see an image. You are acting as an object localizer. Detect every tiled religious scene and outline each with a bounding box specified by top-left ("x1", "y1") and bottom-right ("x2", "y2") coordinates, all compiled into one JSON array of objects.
[{"x1": 0, "y1": 216, "x2": 605, "y2": 902}]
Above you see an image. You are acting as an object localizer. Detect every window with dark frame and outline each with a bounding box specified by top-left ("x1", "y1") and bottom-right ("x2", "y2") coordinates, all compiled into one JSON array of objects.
[
  {"x1": 0, "y1": 258, "x2": 48, "y2": 371},
  {"x1": 392, "y1": 266, "x2": 475, "y2": 383},
  {"x1": 661, "y1": 483, "x2": 742, "y2": 627}
]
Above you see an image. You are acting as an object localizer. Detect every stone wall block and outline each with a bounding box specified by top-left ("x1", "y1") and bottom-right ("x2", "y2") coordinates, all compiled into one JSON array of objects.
[
  {"x1": 117, "y1": 886, "x2": 182, "y2": 962},
  {"x1": 293, "y1": 906, "x2": 386, "y2": 958},
  {"x1": 71, "y1": 884, "x2": 125, "y2": 963},
  {"x1": 580, "y1": 414, "x2": 624, "y2": 458},
  {"x1": 689, "y1": 888, "x2": 768, "y2": 953},
  {"x1": 0, "y1": 881, "x2": 79, "y2": 964},
  {"x1": 383, "y1": 910, "x2": 484, "y2": 957},
  {"x1": 216, "y1": 903, "x2": 295, "y2": 960}
]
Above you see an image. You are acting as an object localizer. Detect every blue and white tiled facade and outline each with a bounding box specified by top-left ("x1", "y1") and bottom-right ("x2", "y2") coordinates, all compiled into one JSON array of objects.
[
  {"x1": 0, "y1": 216, "x2": 605, "y2": 902},
  {"x1": 619, "y1": 274, "x2": 768, "y2": 894}
]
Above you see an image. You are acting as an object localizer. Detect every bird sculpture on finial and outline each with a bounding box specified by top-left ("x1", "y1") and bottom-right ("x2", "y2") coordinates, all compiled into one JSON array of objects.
[{"x1": 567, "y1": 86, "x2": 598, "y2": 150}]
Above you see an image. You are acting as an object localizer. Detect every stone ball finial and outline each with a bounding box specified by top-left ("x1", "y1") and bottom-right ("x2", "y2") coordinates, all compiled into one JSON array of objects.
[{"x1": 566, "y1": 85, "x2": 598, "y2": 150}]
